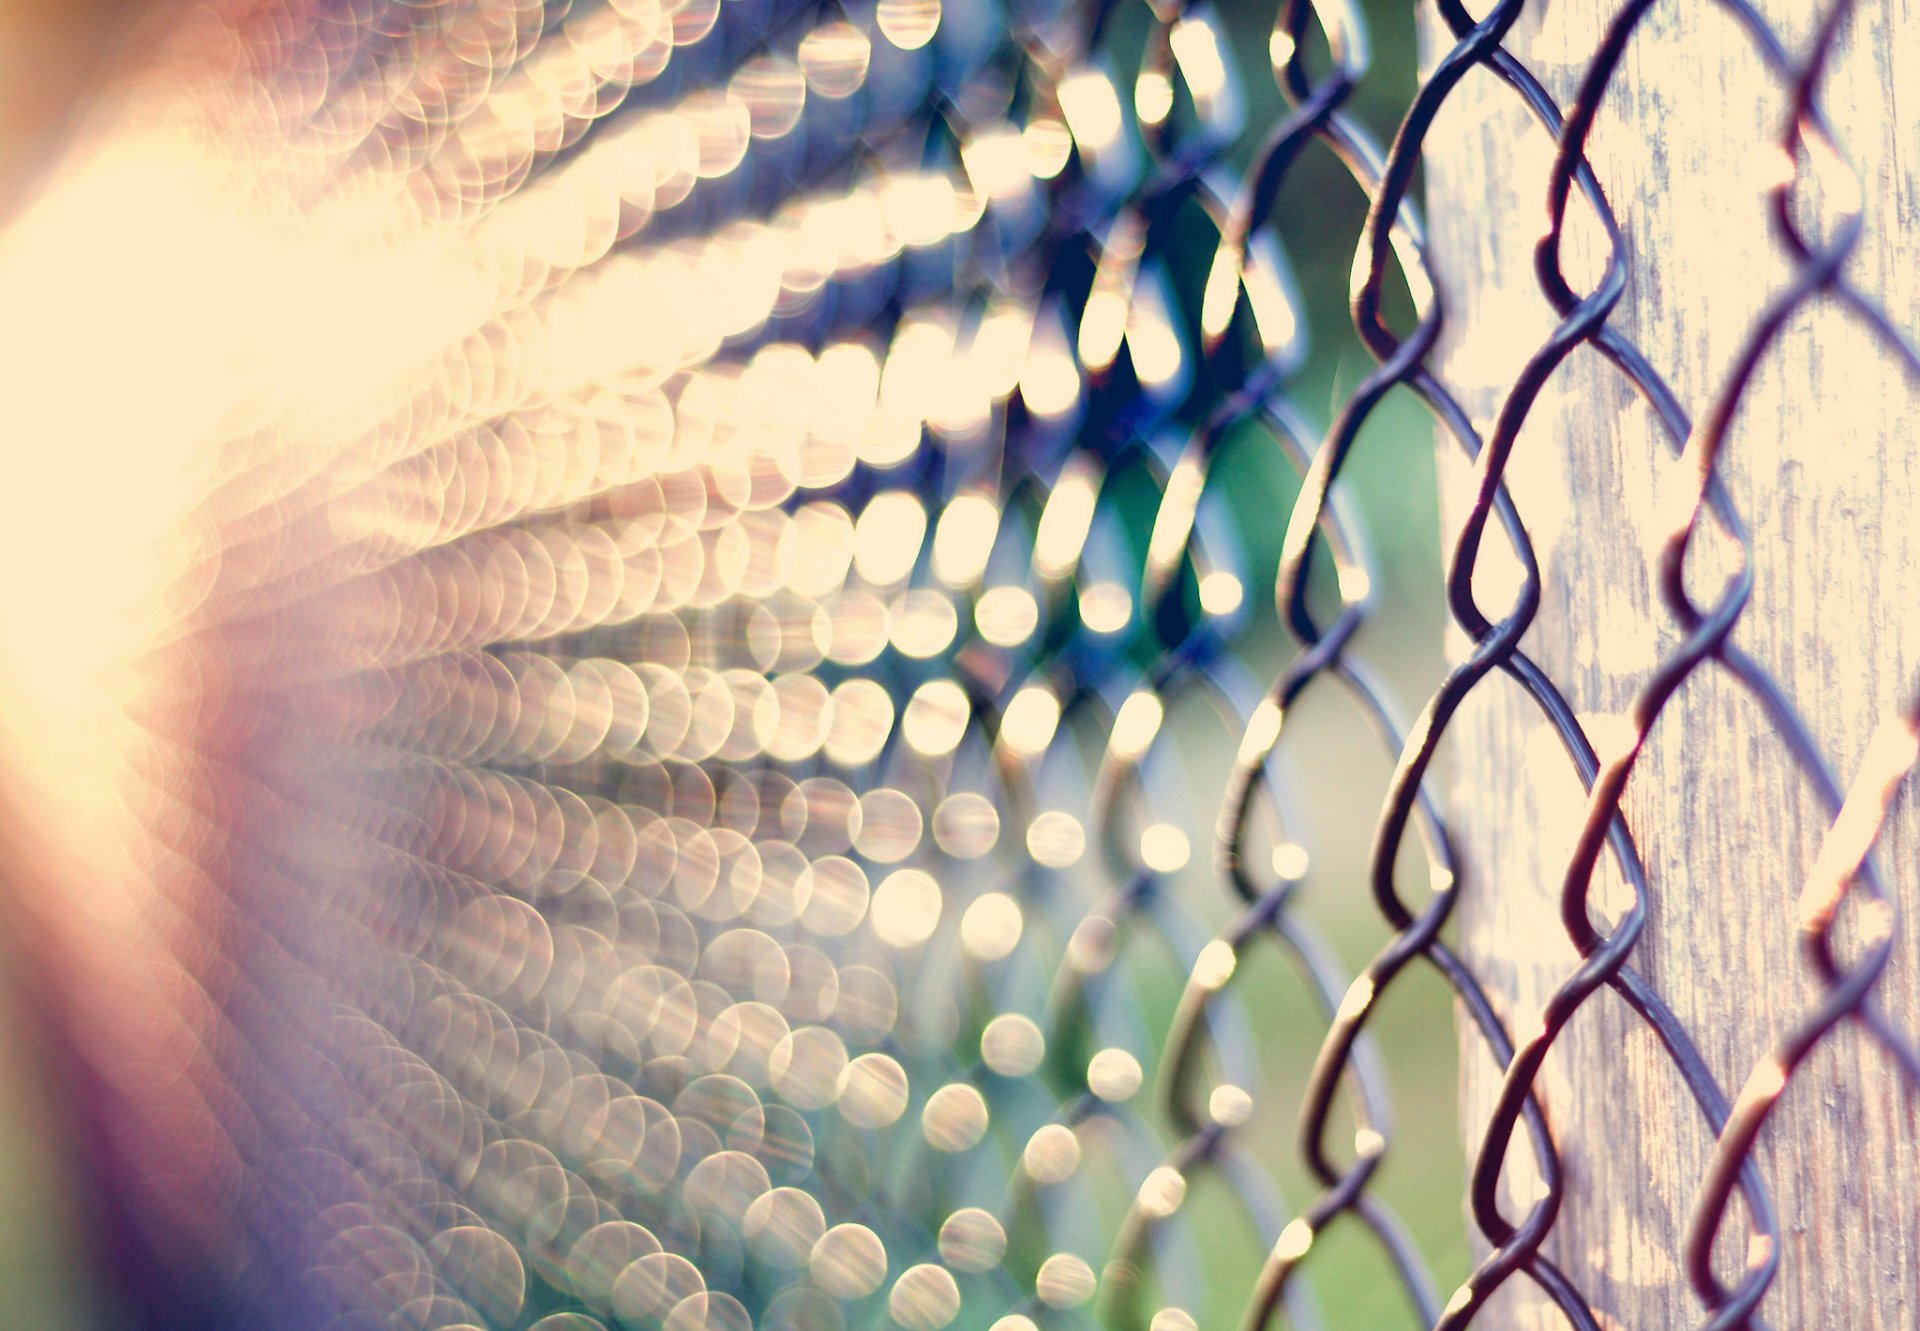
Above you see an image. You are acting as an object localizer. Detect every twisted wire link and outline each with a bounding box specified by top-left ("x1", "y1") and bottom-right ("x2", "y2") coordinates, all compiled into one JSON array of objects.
[
  {"x1": 956, "y1": 12, "x2": 1365, "y2": 1330},
  {"x1": 1106, "y1": 132, "x2": 1416, "y2": 1331},
  {"x1": 1359, "y1": 2, "x2": 1920, "y2": 1329},
  {"x1": 1402, "y1": 0, "x2": 1787, "y2": 1323},
  {"x1": 1405, "y1": 0, "x2": 1920, "y2": 1327},
  {"x1": 1657, "y1": 6, "x2": 1920, "y2": 1325},
  {"x1": 1191, "y1": 4, "x2": 1594, "y2": 1326},
  {"x1": 1054, "y1": 4, "x2": 1500, "y2": 1329}
]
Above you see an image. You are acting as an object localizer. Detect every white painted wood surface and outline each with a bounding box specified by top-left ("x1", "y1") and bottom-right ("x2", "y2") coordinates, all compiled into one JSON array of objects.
[{"x1": 1418, "y1": 2, "x2": 1920, "y2": 1325}]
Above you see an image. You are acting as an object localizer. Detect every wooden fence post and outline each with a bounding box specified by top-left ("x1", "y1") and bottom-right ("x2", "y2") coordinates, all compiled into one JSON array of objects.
[{"x1": 1418, "y1": 2, "x2": 1920, "y2": 1325}]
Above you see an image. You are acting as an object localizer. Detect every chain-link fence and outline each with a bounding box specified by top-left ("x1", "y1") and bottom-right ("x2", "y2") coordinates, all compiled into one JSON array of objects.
[{"x1": 23, "y1": 0, "x2": 1920, "y2": 1327}]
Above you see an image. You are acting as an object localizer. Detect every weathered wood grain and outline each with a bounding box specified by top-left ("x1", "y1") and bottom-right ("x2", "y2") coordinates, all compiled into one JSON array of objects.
[{"x1": 1418, "y1": 1, "x2": 1920, "y2": 1325}]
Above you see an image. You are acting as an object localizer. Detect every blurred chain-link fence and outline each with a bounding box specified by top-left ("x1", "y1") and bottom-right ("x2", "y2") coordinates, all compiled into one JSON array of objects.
[{"x1": 22, "y1": 0, "x2": 1920, "y2": 1328}]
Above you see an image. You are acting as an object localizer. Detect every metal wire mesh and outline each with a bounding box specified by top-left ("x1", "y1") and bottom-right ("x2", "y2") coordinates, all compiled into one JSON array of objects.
[{"x1": 27, "y1": 0, "x2": 1920, "y2": 1328}]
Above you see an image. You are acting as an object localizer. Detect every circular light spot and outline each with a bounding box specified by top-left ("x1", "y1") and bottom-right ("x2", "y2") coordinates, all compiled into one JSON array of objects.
[
  {"x1": 920, "y1": 1083, "x2": 989, "y2": 1152},
  {"x1": 974, "y1": 585, "x2": 1039, "y2": 646},
  {"x1": 999, "y1": 685, "x2": 1059, "y2": 758},
  {"x1": 870, "y1": 869, "x2": 941, "y2": 947},
  {"x1": 890, "y1": 589, "x2": 958, "y2": 657},
  {"x1": 809, "y1": 1224, "x2": 888, "y2": 1299},
  {"x1": 852, "y1": 490, "x2": 926, "y2": 585},
  {"x1": 1140, "y1": 823, "x2": 1190, "y2": 872},
  {"x1": 799, "y1": 856, "x2": 870, "y2": 936},
  {"x1": 1079, "y1": 581, "x2": 1133, "y2": 633},
  {"x1": 1022, "y1": 1123, "x2": 1080, "y2": 1183},
  {"x1": 797, "y1": 22, "x2": 872, "y2": 99},
  {"x1": 667, "y1": 0, "x2": 721, "y2": 43},
  {"x1": 834, "y1": 965, "x2": 898, "y2": 1043},
  {"x1": 1273, "y1": 843, "x2": 1311, "y2": 879},
  {"x1": 1210, "y1": 1083, "x2": 1253, "y2": 1126},
  {"x1": 932, "y1": 792, "x2": 998, "y2": 857},
  {"x1": 1024, "y1": 117, "x2": 1073, "y2": 179},
  {"x1": 960, "y1": 892, "x2": 1023, "y2": 961},
  {"x1": 980, "y1": 1014, "x2": 1045, "y2": 1076},
  {"x1": 837, "y1": 1052, "x2": 910, "y2": 1128},
  {"x1": 426, "y1": 1226, "x2": 526, "y2": 1327},
  {"x1": 682, "y1": 91, "x2": 752, "y2": 179},
  {"x1": 766, "y1": 675, "x2": 832, "y2": 761},
  {"x1": 937, "y1": 1208, "x2": 1006, "y2": 1273},
  {"x1": 1198, "y1": 570, "x2": 1244, "y2": 615},
  {"x1": 1137, "y1": 69, "x2": 1174, "y2": 126},
  {"x1": 875, "y1": 0, "x2": 941, "y2": 49},
  {"x1": 666, "y1": 1291, "x2": 752, "y2": 1331},
  {"x1": 1138, "y1": 1166, "x2": 1187, "y2": 1217},
  {"x1": 742, "y1": 1188, "x2": 827, "y2": 1268},
  {"x1": 1026, "y1": 811, "x2": 1084, "y2": 868},
  {"x1": 903, "y1": 679, "x2": 970, "y2": 756},
  {"x1": 1193, "y1": 939, "x2": 1237, "y2": 991},
  {"x1": 769, "y1": 1026, "x2": 850, "y2": 1110},
  {"x1": 612, "y1": 1252, "x2": 705, "y2": 1326},
  {"x1": 884, "y1": 1266, "x2": 959, "y2": 1331},
  {"x1": 824, "y1": 678, "x2": 894, "y2": 766},
  {"x1": 1035, "y1": 1253, "x2": 1097, "y2": 1307},
  {"x1": 932, "y1": 492, "x2": 1000, "y2": 586},
  {"x1": 1087, "y1": 1048, "x2": 1143, "y2": 1101},
  {"x1": 1150, "y1": 1310, "x2": 1199, "y2": 1331},
  {"x1": 681, "y1": 1150, "x2": 771, "y2": 1225},
  {"x1": 731, "y1": 57, "x2": 806, "y2": 140},
  {"x1": 565, "y1": 1222, "x2": 659, "y2": 1313},
  {"x1": 854, "y1": 789, "x2": 923, "y2": 863}
]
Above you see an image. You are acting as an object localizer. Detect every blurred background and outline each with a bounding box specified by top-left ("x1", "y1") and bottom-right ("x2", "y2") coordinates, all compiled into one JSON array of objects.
[{"x1": 0, "y1": 0, "x2": 1456, "y2": 1326}]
